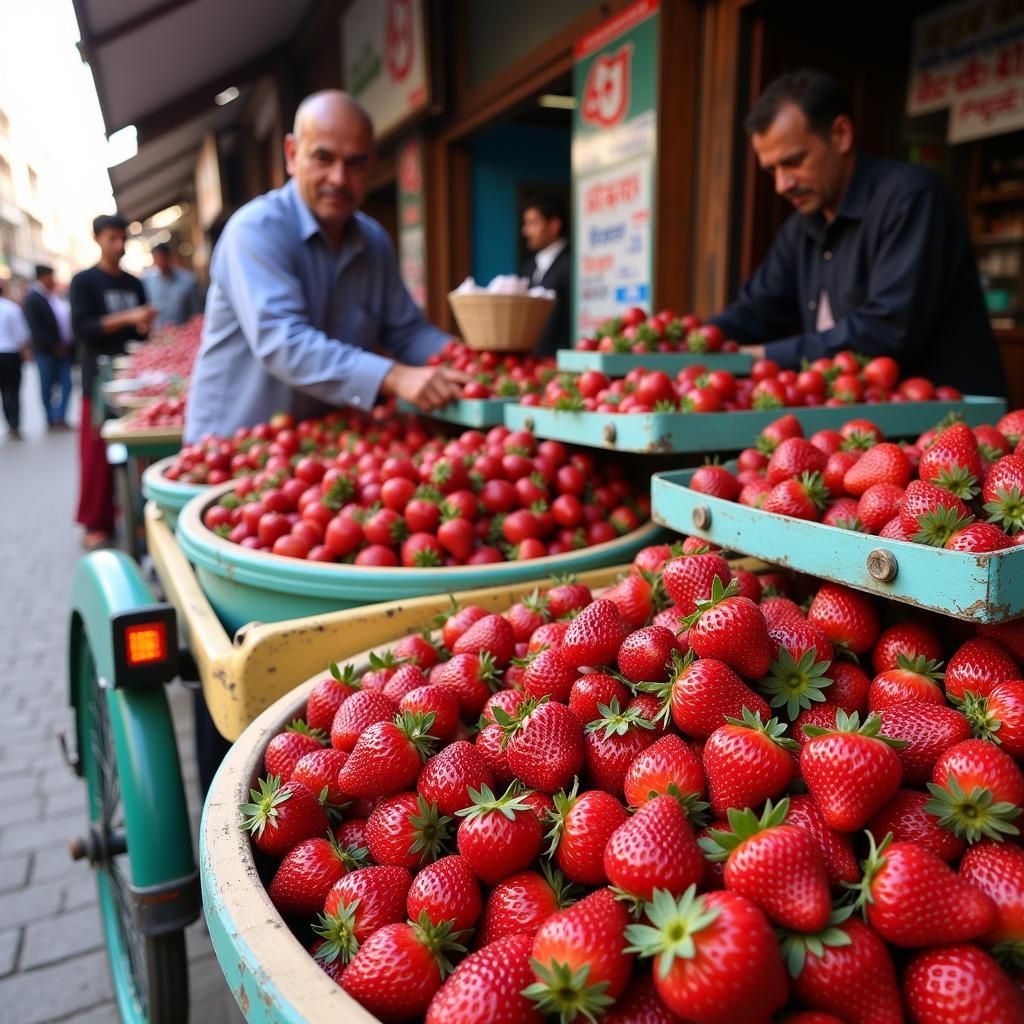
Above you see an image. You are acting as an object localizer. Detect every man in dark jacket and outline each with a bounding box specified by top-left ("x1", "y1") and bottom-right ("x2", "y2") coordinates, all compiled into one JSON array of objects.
[
  {"x1": 23, "y1": 264, "x2": 74, "y2": 429},
  {"x1": 520, "y1": 194, "x2": 572, "y2": 358},
  {"x1": 709, "y1": 70, "x2": 1008, "y2": 398}
]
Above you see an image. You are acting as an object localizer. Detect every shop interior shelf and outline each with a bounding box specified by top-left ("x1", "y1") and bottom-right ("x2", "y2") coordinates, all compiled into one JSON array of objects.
[
  {"x1": 397, "y1": 395, "x2": 518, "y2": 428},
  {"x1": 652, "y1": 464, "x2": 1024, "y2": 623},
  {"x1": 505, "y1": 395, "x2": 1006, "y2": 454},
  {"x1": 556, "y1": 349, "x2": 754, "y2": 376}
]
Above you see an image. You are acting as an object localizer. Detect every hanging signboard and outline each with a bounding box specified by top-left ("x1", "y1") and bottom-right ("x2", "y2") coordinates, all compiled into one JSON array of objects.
[
  {"x1": 572, "y1": 0, "x2": 659, "y2": 337},
  {"x1": 397, "y1": 136, "x2": 427, "y2": 309},
  {"x1": 907, "y1": 0, "x2": 1024, "y2": 142},
  {"x1": 342, "y1": 0, "x2": 431, "y2": 141}
]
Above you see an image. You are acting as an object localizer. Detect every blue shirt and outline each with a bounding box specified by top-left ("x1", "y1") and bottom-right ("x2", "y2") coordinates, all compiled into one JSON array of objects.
[
  {"x1": 185, "y1": 179, "x2": 447, "y2": 440},
  {"x1": 709, "y1": 154, "x2": 1008, "y2": 397},
  {"x1": 143, "y1": 267, "x2": 203, "y2": 328}
]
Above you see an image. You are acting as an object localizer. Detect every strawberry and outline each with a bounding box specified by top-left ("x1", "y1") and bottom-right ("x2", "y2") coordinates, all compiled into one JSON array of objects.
[
  {"x1": 482, "y1": 688, "x2": 528, "y2": 726},
  {"x1": 779, "y1": 909, "x2": 903, "y2": 1024},
  {"x1": 761, "y1": 619, "x2": 834, "y2": 719},
  {"x1": 632, "y1": 543, "x2": 675, "y2": 575},
  {"x1": 560, "y1": 599, "x2": 629, "y2": 670},
  {"x1": 360, "y1": 650, "x2": 409, "y2": 691},
  {"x1": 568, "y1": 672, "x2": 630, "y2": 725},
  {"x1": 785, "y1": 794, "x2": 860, "y2": 889},
  {"x1": 337, "y1": 710, "x2": 438, "y2": 798},
  {"x1": 976, "y1": 424, "x2": 1013, "y2": 460},
  {"x1": 425, "y1": 933, "x2": 542, "y2": 1024},
  {"x1": 306, "y1": 662, "x2": 359, "y2": 733},
  {"x1": 240, "y1": 776, "x2": 328, "y2": 858},
  {"x1": 340, "y1": 913, "x2": 465, "y2": 1020},
  {"x1": 801, "y1": 710, "x2": 905, "y2": 831},
  {"x1": 767, "y1": 437, "x2": 828, "y2": 484},
  {"x1": 702, "y1": 798, "x2": 831, "y2": 931},
  {"x1": 583, "y1": 699, "x2": 657, "y2": 794},
  {"x1": 702, "y1": 708, "x2": 797, "y2": 817},
  {"x1": 400, "y1": 685, "x2": 460, "y2": 743},
  {"x1": 264, "y1": 719, "x2": 327, "y2": 779},
  {"x1": 980, "y1": 619, "x2": 1024, "y2": 662},
  {"x1": 453, "y1": 613, "x2": 516, "y2": 667},
  {"x1": 856, "y1": 832, "x2": 996, "y2": 946},
  {"x1": 617, "y1": 625, "x2": 677, "y2": 683},
  {"x1": 824, "y1": 450, "x2": 861, "y2": 496},
  {"x1": 872, "y1": 620, "x2": 944, "y2": 673},
  {"x1": 841, "y1": 442, "x2": 910, "y2": 497},
  {"x1": 919, "y1": 421, "x2": 983, "y2": 498},
  {"x1": 604, "y1": 794, "x2": 704, "y2": 904},
  {"x1": 455, "y1": 783, "x2": 542, "y2": 884},
  {"x1": 267, "y1": 834, "x2": 367, "y2": 917},
  {"x1": 900, "y1": 479, "x2": 974, "y2": 546},
  {"x1": 333, "y1": 818, "x2": 368, "y2": 850},
  {"x1": 507, "y1": 590, "x2": 550, "y2": 642},
  {"x1": 547, "y1": 782, "x2": 628, "y2": 886},
  {"x1": 757, "y1": 412, "x2": 804, "y2": 453},
  {"x1": 878, "y1": 701, "x2": 972, "y2": 785},
  {"x1": 824, "y1": 660, "x2": 871, "y2": 715},
  {"x1": 689, "y1": 464, "x2": 741, "y2": 499},
  {"x1": 545, "y1": 577, "x2": 592, "y2": 619},
  {"x1": 959, "y1": 840, "x2": 1024, "y2": 957},
  {"x1": 477, "y1": 865, "x2": 578, "y2": 946},
  {"x1": 521, "y1": 646, "x2": 577, "y2": 702},
  {"x1": 867, "y1": 788, "x2": 966, "y2": 862},
  {"x1": 807, "y1": 583, "x2": 879, "y2": 655},
  {"x1": 600, "y1": 974, "x2": 681, "y2": 1024},
  {"x1": 821, "y1": 497, "x2": 863, "y2": 530},
  {"x1": 393, "y1": 630, "x2": 441, "y2": 670},
  {"x1": 330, "y1": 689, "x2": 398, "y2": 752},
  {"x1": 739, "y1": 477, "x2": 773, "y2": 508},
  {"x1": 983, "y1": 454, "x2": 1024, "y2": 535},
  {"x1": 605, "y1": 572, "x2": 659, "y2": 627},
  {"x1": 625, "y1": 887, "x2": 788, "y2": 1023},
  {"x1": 291, "y1": 747, "x2": 349, "y2": 809},
  {"x1": 439, "y1": 602, "x2": 489, "y2": 651},
  {"x1": 682, "y1": 576, "x2": 772, "y2": 678},
  {"x1": 998, "y1": 409, "x2": 1024, "y2": 446},
  {"x1": 945, "y1": 637, "x2": 1019, "y2": 700},
  {"x1": 902, "y1": 944, "x2": 1024, "y2": 1024},
  {"x1": 407, "y1": 854, "x2": 482, "y2": 932},
  {"x1": 365, "y1": 792, "x2": 451, "y2": 868},
  {"x1": 623, "y1": 732, "x2": 708, "y2": 816},
  {"x1": 662, "y1": 553, "x2": 732, "y2": 616},
  {"x1": 963, "y1": 680, "x2": 1024, "y2": 760},
  {"x1": 669, "y1": 654, "x2": 771, "y2": 737},
  {"x1": 760, "y1": 595, "x2": 805, "y2": 628},
  {"x1": 418, "y1": 740, "x2": 495, "y2": 816},
  {"x1": 868, "y1": 654, "x2": 946, "y2": 711},
  {"x1": 527, "y1": 620, "x2": 568, "y2": 653},
  {"x1": 474, "y1": 723, "x2": 515, "y2": 788},
  {"x1": 947, "y1": 521, "x2": 1013, "y2": 551},
  {"x1": 732, "y1": 568, "x2": 764, "y2": 603},
  {"x1": 433, "y1": 652, "x2": 501, "y2": 717},
  {"x1": 762, "y1": 471, "x2": 830, "y2": 520},
  {"x1": 926, "y1": 738, "x2": 1024, "y2": 842},
  {"x1": 525, "y1": 888, "x2": 634, "y2": 1020},
  {"x1": 855, "y1": 483, "x2": 904, "y2": 534},
  {"x1": 496, "y1": 697, "x2": 584, "y2": 794},
  {"x1": 879, "y1": 515, "x2": 911, "y2": 540}
]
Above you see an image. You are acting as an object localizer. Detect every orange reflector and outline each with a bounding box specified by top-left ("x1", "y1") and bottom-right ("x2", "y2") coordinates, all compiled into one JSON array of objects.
[{"x1": 125, "y1": 622, "x2": 168, "y2": 666}]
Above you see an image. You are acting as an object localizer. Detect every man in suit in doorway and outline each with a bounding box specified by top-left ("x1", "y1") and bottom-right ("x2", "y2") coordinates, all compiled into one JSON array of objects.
[{"x1": 520, "y1": 193, "x2": 571, "y2": 358}]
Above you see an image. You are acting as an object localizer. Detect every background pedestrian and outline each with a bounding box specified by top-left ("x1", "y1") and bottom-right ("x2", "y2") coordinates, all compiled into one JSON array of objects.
[{"x1": 23, "y1": 263, "x2": 74, "y2": 430}]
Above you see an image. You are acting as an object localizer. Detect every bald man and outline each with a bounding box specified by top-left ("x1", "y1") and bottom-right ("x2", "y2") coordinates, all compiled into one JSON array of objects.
[{"x1": 185, "y1": 90, "x2": 467, "y2": 442}]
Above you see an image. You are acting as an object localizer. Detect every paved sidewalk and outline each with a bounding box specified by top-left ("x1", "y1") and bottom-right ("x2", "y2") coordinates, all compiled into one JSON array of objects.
[{"x1": 0, "y1": 366, "x2": 243, "y2": 1023}]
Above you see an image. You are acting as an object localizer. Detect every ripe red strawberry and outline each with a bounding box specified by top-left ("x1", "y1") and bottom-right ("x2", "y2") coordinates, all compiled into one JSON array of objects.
[
  {"x1": 762, "y1": 471, "x2": 830, "y2": 520},
  {"x1": 689, "y1": 464, "x2": 741, "y2": 499},
  {"x1": 702, "y1": 708, "x2": 797, "y2": 817},
  {"x1": 432, "y1": 652, "x2": 501, "y2": 717},
  {"x1": 440, "y1": 603, "x2": 490, "y2": 652},
  {"x1": 393, "y1": 630, "x2": 441, "y2": 670},
  {"x1": 482, "y1": 688, "x2": 528, "y2": 726},
  {"x1": 983, "y1": 454, "x2": 1024, "y2": 535},
  {"x1": 855, "y1": 483, "x2": 904, "y2": 534},
  {"x1": 547, "y1": 783, "x2": 627, "y2": 886},
  {"x1": 976, "y1": 423, "x2": 1013, "y2": 460},
  {"x1": 878, "y1": 701, "x2": 972, "y2": 786},
  {"x1": 824, "y1": 660, "x2": 871, "y2": 715},
  {"x1": 525, "y1": 888, "x2": 634, "y2": 1020},
  {"x1": 477, "y1": 866, "x2": 577, "y2": 946},
  {"x1": 496, "y1": 697, "x2": 584, "y2": 793},
  {"x1": 267, "y1": 834, "x2": 366, "y2": 917},
  {"x1": 604, "y1": 573, "x2": 658, "y2": 628},
  {"x1": 761, "y1": 619, "x2": 834, "y2": 719},
  {"x1": 824, "y1": 450, "x2": 861, "y2": 496},
  {"x1": 963, "y1": 680, "x2": 1024, "y2": 760},
  {"x1": 506, "y1": 590, "x2": 550, "y2": 642},
  {"x1": 407, "y1": 854, "x2": 482, "y2": 932},
  {"x1": 418, "y1": 740, "x2": 494, "y2": 816},
  {"x1": 807, "y1": 583, "x2": 879, "y2": 655},
  {"x1": 559, "y1": 599, "x2": 629, "y2": 670},
  {"x1": 264, "y1": 720, "x2": 327, "y2": 779},
  {"x1": 767, "y1": 437, "x2": 827, "y2": 485},
  {"x1": 521, "y1": 646, "x2": 577, "y2": 702},
  {"x1": 780, "y1": 910, "x2": 903, "y2": 1024},
  {"x1": 757, "y1": 412, "x2": 804, "y2": 453},
  {"x1": 739, "y1": 478, "x2": 773, "y2": 508},
  {"x1": 400, "y1": 685, "x2": 460, "y2": 744},
  {"x1": 545, "y1": 577, "x2": 592, "y2": 620},
  {"x1": 842, "y1": 442, "x2": 911, "y2": 496},
  {"x1": 617, "y1": 625, "x2": 677, "y2": 683},
  {"x1": 822, "y1": 497, "x2": 863, "y2": 530},
  {"x1": 872, "y1": 620, "x2": 944, "y2": 673},
  {"x1": 306, "y1": 663, "x2": 360, "y2": 733},
  {"x1": 959, "y1": 840, "x2": 1024, "y2": 955},
  {"x1": 902, "y1": 944, "x2": 1024, "y2": 1024},
  {"x1": 360, "y1": 650, "x2": 409, "y2": 691},
  {"x1": 857, "y1": 832, "x2": 997, "y2": 946},
  {"x1": 980, "y1": 618, "x2": 1024, "y2": 662},
  {"x1": 330, "y1": 689, "x2": 398, "y2": 752},
  {"x1": 919, "y1": 421, "x2": 983, "y2": 499},
  {"x1": 623, "y1": 732, "x2": 707, "y2": 814},
  {"x1": 868, "y1": 654, "x2": 946, "y2": 711},
  {"x1": 604, "y1": 794, "x2": 704, "y2": 903},
  {"x1": 760, "y1": 595, "x2": 805, "y2": 628},
  {"x1": 632, "y1": 543, "x2": 675, "y2": 575},
  {"x1": 290, "y1": 747, "x2": 349, "y2": 809},
  {"x1": 568, "y1": 672, "x2": 630, "y2": 725},
  {"x1": 240, "y1": 776, "x2": 329, "y2": 858},
  {"x1": 600, "y1": 974, "x2": 681, "y2": 1024},
  {"x1": 453, "y1": 613, "x2": 516, "y2": 667},
  {"x1": 683, "y1": 576, "x2": 772, "y2": 679},
  {"x1": 337, "y1": 710, "x2": 438, "y2": 799},
  {"x1": 998, "y1": 409, "x2": 1024, "y2": 446},
  {"x1": 732, "y1": 568, "x2": 763, "y2": 603},
  {"x1": 455, "y1": 783, "x2": 542, "y2": 884},
  {"x1": 945, "y1": 637, "x2": 1019, "y2": 700},
  {"x1": 474, "y1": 723, "x2": 514, "y2": 788},
  {"x1": 583, "y1": 699, "x2": 657, "y2": 794},
  {"x1": 879, "y1": 514, "x2": 911, "y2": 540},
  {"x1": 382, "y1": 663, "x2": 429, "y2": 702},
  {"x1": 900, "y1": 479, "x2": 974, "y2": 546},
  {"x1": 527, "y1": 619, "x2": 568, "y2": 653},
  {"x1": 340, "y1": 914, "x2": 465, "y2": 1020},
  {"x1": 662, "y1": 553, "x2": 732, "y2": 616},
  {"x1": 333, "y1": 818, "x2": 368, "y2": 850},
  {"x1": 801, "y1": 710, "x2": 905, "y2": 832},
  {"x1": 867, "y1": 788, "x2": 966, "y2": 863},
  {"x1": 947, "y1": 522, "x2": 1013, "y2": 552},
  {"x1": 624, "y1": 887, "x2": 788, "y2": 1022},
  {"x1": 670, "y1": 655, "x2": 771, "y2": 738},
  {"x1": 365, "y1": 791, "x2": 451, "y2": 869},
  {"x1": 785, "y1": 794, "x2": 860, "y2": 889},
  {"x1": 927, "y1": 738, "x2": 1024, "y2": 842},
  {"x1": 425, "y1": 933, "x2": 541, "y2": 1024},
  {"x1": 702, "y1": 798, "x2": 831, "y2": 931}
]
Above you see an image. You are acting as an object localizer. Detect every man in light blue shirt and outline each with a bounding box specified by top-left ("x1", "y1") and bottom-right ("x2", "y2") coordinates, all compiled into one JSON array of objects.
[
  {"x1": 185, "y1": 91, "x2": 467, "y2": 442},
  {"x1": 143, "y1": 242, "x2": 202, "y2": 328}
]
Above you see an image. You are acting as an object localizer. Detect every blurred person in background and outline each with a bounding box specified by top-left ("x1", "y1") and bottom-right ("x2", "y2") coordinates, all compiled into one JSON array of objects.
[
  {"x1": 23, "y1": 263, "x2": 74, "y2": 430},
  {"x1": 70, "y1": 214, "x2": 156, "y2": 549},
  {"x1": 519, "y1": 193, "x2": 571, "y2": 358},
  {"x1": 143, "y1": 240, "x2": 202, "y2": 328},
  {"x1": 0, "y1": 279, "x2": 30, "y2": 440}
]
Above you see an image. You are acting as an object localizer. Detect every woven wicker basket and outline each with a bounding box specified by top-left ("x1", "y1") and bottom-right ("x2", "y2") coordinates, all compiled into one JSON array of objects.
[{"x1": 448, "y1": 292, "x2": 555, "y2": 352}]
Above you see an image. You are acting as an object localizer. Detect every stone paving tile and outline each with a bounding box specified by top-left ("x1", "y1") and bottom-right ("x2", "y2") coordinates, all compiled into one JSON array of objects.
[
  {"x1": 0, "y1": 854, "x2": 31, "y2": 895},
  {"x1": 0, "y1": 930, "x2": 20, "y2": 979},
  {"x1": 0, "y1": 948, "x2": 113, "y2": 1024},
  {"x1": 20, "y1": 904, "x2": 106, "y2": 970}
]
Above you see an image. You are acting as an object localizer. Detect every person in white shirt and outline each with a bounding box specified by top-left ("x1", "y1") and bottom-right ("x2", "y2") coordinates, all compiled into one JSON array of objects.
[
  {"x1": 0, "y1": 281, "x2": 31, "y2": 439},
  {"x1": 519, "y1": 193, "x2": 571, "y2": 357},
  {"x1": 23, "y1": 264, "x2": 74, "y2": 429}
]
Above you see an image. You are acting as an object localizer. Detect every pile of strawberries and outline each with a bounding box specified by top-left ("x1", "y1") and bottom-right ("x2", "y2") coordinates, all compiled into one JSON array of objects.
[
  {"x1": 199, "y1": 424, "x2": 648, "y2": 564},
  {"x1": 575, "y1": 307, "x2": 740, "y2": 355},
  {"x1": 124, "y1": 394, "x2": 187, "y2": 429},
  {"x1": 239, "y1": 545, "x2": 1024, "y2": 1022},
  {"x1": 689, "y1": 409, "x2": 1024, "y2": 553},
  {"x1": 117, "y1": 314, "x2": 203, "y2": 388},
  {"x1": 428, "y1": 340, "x2": 556, "y2": 400},
  {"x1": 522, "y1": 355, "x2": 955, "y2": 414}
]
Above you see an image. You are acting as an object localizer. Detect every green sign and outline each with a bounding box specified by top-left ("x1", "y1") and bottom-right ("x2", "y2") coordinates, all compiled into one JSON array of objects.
[{"x1": 397, "y1": 136, "x2": 427, "y2": 309}]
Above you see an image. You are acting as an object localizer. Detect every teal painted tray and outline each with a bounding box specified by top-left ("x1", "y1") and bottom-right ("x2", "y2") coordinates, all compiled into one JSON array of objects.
[
  {"x1": 557, "y1": 349, "x2": 754, "y2": 376},
  {"x1": 142, "y1": 456, "x2": 206, "y2": 528},
  {"x1": 652, "y1": 465, "x2": 1024, "y2": 623},
  {"x1": 397, "y1": 396, "x2": 517, "y2": 428},
  {"x1": 506, "y1": 396, "x2": 1007, "y2": 454}
]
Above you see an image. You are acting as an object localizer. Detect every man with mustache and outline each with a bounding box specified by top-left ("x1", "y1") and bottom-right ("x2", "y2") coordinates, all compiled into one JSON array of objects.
[
  {"x1": 185, "y1": 90, "x2": 468, "y2": 443},
  {"x1": 708, "y1": 70, "x2": 1007, "y2": 397}
]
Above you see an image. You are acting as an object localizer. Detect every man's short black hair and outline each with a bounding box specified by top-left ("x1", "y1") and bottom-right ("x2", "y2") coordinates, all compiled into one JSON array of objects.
[
  {"x1": 524, "y1": 193, "x2": 568, "y2": 233},
  {"x1": 35, "y1": 264, "x2": 53, "y2": 278},
  {"x1": 151, "y1": 242, "x2": 171, "y2": 257},
  {"x1": 746, "y1": 70, "x2": 853, "y2": 139},
  {"x1": 93, "y1": 213, "x2": 129, "y2": 236}
]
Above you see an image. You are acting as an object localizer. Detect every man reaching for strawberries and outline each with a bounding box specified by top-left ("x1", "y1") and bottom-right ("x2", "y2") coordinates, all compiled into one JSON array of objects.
[{"x1": 708, "y1": 70, "x2": 1008, "y2": 399}]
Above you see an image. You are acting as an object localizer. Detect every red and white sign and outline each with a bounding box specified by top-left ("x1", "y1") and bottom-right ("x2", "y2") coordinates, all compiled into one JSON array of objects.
[{"x1": 581, "y1": 45, "x2": 633, "y2": 128}]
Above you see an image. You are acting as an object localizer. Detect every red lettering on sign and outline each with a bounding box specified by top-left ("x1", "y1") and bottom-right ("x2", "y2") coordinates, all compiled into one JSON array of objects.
[
  {"x1": 584, "y1": 174, "x2": 640, "y2": 213},
  {"x1": 581, "y1": 44, "x2": 633, "y2": 128}
]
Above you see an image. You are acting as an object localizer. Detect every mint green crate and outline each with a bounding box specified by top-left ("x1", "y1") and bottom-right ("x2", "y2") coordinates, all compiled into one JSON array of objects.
[
  {"x1": 651, "y1": 464, "x2": 1024, "y2": 623},
  {"x1": 141, "y1": 456, "x2": 206, "y2": 528},
  {"x1": 507, "y1": 396, "x2": 1006, "y2": 454},
  {"x1": 557, "y1": 349, "x2": 754, "y2": 376},
  {"x1": 397, "y1": 396, "x2": 517, "y2": 428}
]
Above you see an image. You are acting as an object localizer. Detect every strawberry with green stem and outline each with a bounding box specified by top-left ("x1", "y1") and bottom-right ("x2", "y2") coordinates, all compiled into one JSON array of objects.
[
  {"x1": 267, "y1": 833, "x2": 369, "y2": 917},
  {"x1": 417, "y1": 739, "x2": 495, "y2": 816},
  {"x1": 961, "y1": 680, "x2": 1024, "y2": 760},
  {"x1": 622, "y1": 732, "x2": 708, "y2": 820},
  {"x1": 667, "y1": 650, "x2": 772, "y2": 738},
  {"x1": 337, "y1": 710, "x2": 438, "y2": 799},
  {"x1": 762, "y1": 471, "x2": 831, "y2": 520},
  {"x1": 918, "y1": 420, "x2": 983, "y2": 499},
  {"x1": 682, "y1": 576, "x2": 773, "y2": 679},
  {"x1": 546, "y1": 778, "x2": 628, "y2": 887},
  {"x1": 495, "y1": 695, "x2": 584, "y2": 794},
  {"x1": 239, "y1": 775, "x2": 329, "y2": 858},
  {"x1": 583, "y1": 699, "x2": 657, "y2": 795},
  {"x1": 983, "y1": 454, "x2": 1024, "y2": 534},
  {"x1": 477, "y1": 862, "x2": 581, "y2": 946},
  {"x1": 455, "y1": 782, "x2": 543, "y2": 885},
  {"x1": 866, "y1": 788, "x2": 966, "y2": 863},
  {"x1": 306, "y1": 662, "x2": 360, "y2": 733},
  {"x1": 365, "y1": 791, "x2": 452, "y2": 868},
  {"x1": 432, "y1": 651, "x2": 502, "y2": 718},
  {"x1": 959, "y1": 840, "x2": 1024, "y2": 970},
  {"x1": 900, "y1": 479, "x2": 974, "y2": 546},
  {"x1": 407, "y1": 854, "x2": 482, "y2": 933},
  {"x1": 264, "y1": 719, "x2": 327, "y2": 780},
  {"x1": 868, "y1": 654, "x2": 945, "y2": 712},
  {"x1": 759, "y1": 640, "x2": 833, "y2": 721}
]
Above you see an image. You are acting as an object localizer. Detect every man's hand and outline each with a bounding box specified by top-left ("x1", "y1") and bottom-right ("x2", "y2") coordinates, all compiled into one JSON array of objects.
[
  {"x1": 128, "y1": 305, "x2": 158, "y2": 336},
  {"x1": 747, "y1": 344, "x2": 766, "y2": 359},
  {"x1": 381, "y1": 363, "x2": 472, "y2": 412}
]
